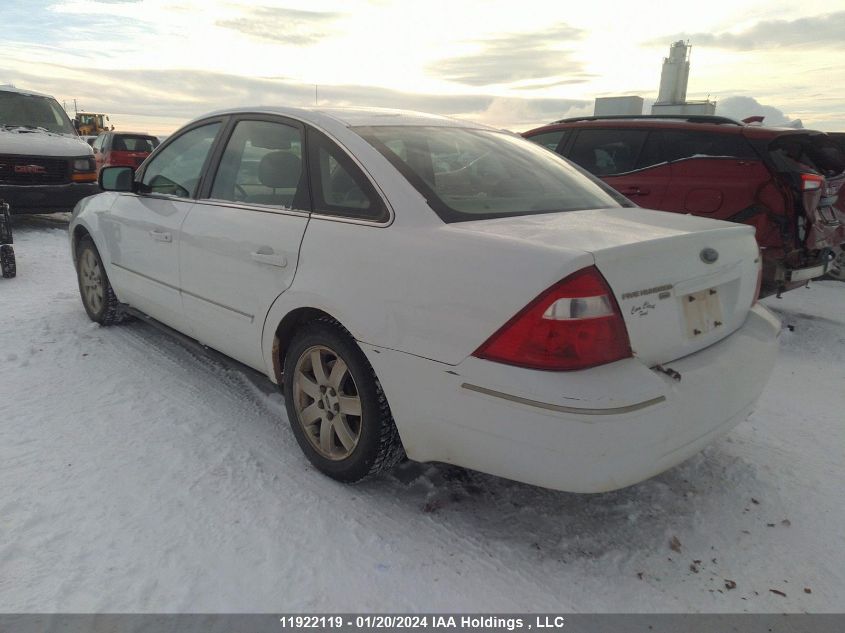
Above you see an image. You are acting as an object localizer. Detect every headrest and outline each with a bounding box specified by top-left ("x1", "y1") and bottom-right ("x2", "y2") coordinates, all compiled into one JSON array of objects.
[{"x1": 258, "y1": 151, "x2": 301, "y2": 189}]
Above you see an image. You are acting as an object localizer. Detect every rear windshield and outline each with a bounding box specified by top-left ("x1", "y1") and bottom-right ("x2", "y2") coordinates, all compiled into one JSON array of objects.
[
  {"x1": 114, "y1": 135, "x2": 159, "y2": 153},
  {"x1": 354, "y1": 126, "x2": 626, "y2": 223},
  {"x1": 0, "y1": 91, "x2": 76, "y2": 135},
  {"x1": 768, "y1": 133, "x2": 845, "y2": 178}
]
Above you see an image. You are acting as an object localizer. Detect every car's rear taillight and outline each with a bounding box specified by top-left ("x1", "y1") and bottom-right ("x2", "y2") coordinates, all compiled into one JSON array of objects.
[
  {"x1": 473, "y1": 266, "x2": 632, "y2": 371},
  {"x1": 801, "y1": 173, "x2": 824, "y2": 191}
]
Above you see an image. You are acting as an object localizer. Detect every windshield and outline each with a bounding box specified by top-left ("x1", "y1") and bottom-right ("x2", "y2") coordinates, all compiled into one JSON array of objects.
[
  {"x1": 354, "y1": 125, "x2": 626, "y2": 222},
  {"x1": 0, "y1": 91, "x2": 76, "y2": 135}
]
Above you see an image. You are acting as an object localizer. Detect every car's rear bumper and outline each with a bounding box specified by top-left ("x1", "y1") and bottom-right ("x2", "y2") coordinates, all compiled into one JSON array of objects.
[
  {"x1": 365, "y1": 304, "x2": 781, "y2": 493},
  {"x1": 0, "y1": 182, "x2": 99, "y2": 213}
]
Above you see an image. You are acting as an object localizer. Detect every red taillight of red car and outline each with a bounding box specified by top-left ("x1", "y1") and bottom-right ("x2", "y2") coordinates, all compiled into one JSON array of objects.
[
  {"x1": 800, "y1": 173, "x2": 825, "y2": 191},
  {"x1": 473, "y1": 266, "x2": 632, "y2": 371}
]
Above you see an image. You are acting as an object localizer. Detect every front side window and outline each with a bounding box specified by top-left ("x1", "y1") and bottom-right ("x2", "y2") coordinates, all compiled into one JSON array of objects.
[
  {"x1": 568, "y1": 129, "x2": 649, "y2": 176},
  {"x1": 308, "y1": 129, "x2": 387, "y2": 221},
  {"x1": 355, "y1": 126, "x2": 623, "y2": 223},
  {"x1": 142, "y1": 122, "x2": 221, "y2": 198},
  {"x1": 210, "y1": 120, "x2": 306, "y2": 208}
]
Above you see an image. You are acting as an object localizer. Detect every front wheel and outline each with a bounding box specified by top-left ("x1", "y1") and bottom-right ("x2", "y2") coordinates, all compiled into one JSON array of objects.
[
  {"x1": 75, "y1": 236, "x2": 126, "y2": 325},
  {"x1": 283, "y1": 321, "x2": 404, "y2": 482}
]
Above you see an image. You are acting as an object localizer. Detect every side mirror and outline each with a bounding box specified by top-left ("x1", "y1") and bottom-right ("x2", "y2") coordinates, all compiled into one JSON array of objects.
[{"x1": 99, "y1": 166, "x2": 135, "y2": 192}]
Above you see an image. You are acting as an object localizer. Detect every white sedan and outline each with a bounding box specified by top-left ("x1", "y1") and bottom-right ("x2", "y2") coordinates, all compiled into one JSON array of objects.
[{"x1": 69, "y1": 107, "x2": 781, "y2": 493}]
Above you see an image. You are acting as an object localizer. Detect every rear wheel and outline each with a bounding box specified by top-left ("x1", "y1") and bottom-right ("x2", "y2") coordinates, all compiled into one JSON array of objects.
[
  {"x1": 826, "y1": 243, "x2": 845, "y2": 281},
  {"x1": 283, "y1": 321, "x2": 404, "y2": 482},
  {"x1": 76, "y1": 236, "x2": 126, "y2": 325},
  {"x1": 0, "y1": 245, "x2": 15, "y2": 278}
]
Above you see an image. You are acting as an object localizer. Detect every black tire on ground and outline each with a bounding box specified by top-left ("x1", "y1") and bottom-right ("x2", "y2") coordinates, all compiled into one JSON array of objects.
[
  {"x1": 282, "y1": 320, "x2": 405, "y2": 482},
  {"x1": 75, "y1": 236, "x2": 126, "y2": 325},
  {"x1": 0, "y1": 245, "x2": 15, "y2": 278}
]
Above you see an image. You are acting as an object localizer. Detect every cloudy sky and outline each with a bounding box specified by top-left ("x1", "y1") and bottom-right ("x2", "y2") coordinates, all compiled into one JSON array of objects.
[{"x1": 1, "y1": 0, "x2": 843, "y2": 135}]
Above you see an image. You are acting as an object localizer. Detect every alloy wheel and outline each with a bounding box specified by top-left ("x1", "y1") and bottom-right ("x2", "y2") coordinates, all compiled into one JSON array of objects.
[
  {"x1": 79, "y1": 248, "x2": 105, "y2": 314},
  {"x1": 292, "y1": 345, "x2": 363, "y2": 460}
]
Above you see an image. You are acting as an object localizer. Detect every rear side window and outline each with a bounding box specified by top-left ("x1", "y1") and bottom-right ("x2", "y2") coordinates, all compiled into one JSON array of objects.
[
  {"x1": 307, "y1": 128, "x2": 387, "y2": 222},
  {"x1": 142, "y1": 122, "x2": 220, "y2": 198},
  {"x1": 663, "y1": 130, "x2": 757, "y2": 162},
  {"x1": 568, "y1": 129, "x2": 648, "y2": 176},
  {"x1": 527, "y1": 130, "x2": 567, "y2": 152},
  {"x1": 210, "y1": 119, "x2": 307, "y2": 209}
]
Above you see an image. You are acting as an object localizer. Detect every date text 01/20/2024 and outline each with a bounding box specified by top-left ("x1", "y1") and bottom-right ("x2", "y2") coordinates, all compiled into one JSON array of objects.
[{"x1": 277, "y1": 615, "x2": 567, "y2": 629}]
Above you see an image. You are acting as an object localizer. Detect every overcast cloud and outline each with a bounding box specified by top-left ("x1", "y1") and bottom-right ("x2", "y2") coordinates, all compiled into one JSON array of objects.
[
  {"x1": 216, "y1": 6, "x2": 341, "y2": 46},
  {"x1": 654, "y1": 10, "x2": 845, "y2": 50},
  {"x1": 429, "y1": 24, "x2": 591, "y2": 87}
]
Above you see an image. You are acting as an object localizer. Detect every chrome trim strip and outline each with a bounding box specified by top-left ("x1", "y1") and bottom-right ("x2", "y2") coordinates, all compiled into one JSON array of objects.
[
  {"x1": 111, "y1": 262, "x2": 254, "y2": 321},
  {"x1": 461, "y1": 383, "x2": 666, "y2": 416},
  {"x1": 112, "y1": 261, "x2": 179, "y2": 291},
  {"x1": 192, "y1": 198, "x2": 311, "y2": 218},
  {"x1": 180, "y1": 287, "x2": 254, "y2": 321}
]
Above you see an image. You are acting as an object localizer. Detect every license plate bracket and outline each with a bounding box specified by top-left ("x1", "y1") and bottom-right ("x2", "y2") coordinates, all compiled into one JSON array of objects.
[{"x1": 681, "y1": 287, "x2": 724, "y2": 338}]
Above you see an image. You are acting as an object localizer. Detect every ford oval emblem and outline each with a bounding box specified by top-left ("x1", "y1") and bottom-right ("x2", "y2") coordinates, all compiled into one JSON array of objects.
[{"x1": 700, "y1": 248, "x2": 719, "y2": 264}]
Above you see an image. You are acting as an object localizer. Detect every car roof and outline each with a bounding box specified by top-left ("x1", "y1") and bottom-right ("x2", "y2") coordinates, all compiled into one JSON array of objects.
[
  {"x1": 110, "y1": 131, "x2": 155, "y2": 137},
  {"x1": 525, "y1": 117, "x2": 819, "y2": 139},
  {"x1": 187, "y1": 105, "x2": 494, "y2": 130},
  {"x1": 0, "y1": 84, "x2": 56, "y2": 99}
]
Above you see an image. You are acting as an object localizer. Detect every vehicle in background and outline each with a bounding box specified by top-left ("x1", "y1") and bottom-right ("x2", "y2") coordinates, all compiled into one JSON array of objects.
[
  {"x1": 523, "y1": 115, "x2": 845, "y2": 295},
  {"x1": 70, "y1": 106, "x2": 779, "y2": 493},
  {"x1": 1, "y1": 199, "x2": 15, "y2": 278},
  {"x1": 74, "y1": 112, "x2": 111, "y2": 136},
  {"x1": 92, "y1": 131, "x2": 159, "y2": 173},
  {"x1": 826, "y1": 133, "x2": 845, "y2": 279},
  {"x1": 0, "y1": 85, "x2": 98, "y2": 214}
]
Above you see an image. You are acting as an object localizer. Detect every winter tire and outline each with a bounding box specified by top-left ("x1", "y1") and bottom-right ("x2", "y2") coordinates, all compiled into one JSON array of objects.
[
  {"x1": 0, "y1": 245, "x2": 15, "y2": 278},
  {"x1": 76, "y1": 236, "x2": 126, "y2": 325},
  {"x1": 283, "y1": 320, "x2": 404, "y2": 482}
]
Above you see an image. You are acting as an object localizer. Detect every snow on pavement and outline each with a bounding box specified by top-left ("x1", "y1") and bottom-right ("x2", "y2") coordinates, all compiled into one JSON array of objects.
[{"x1": 1, "y1": 215, "x2": 844, "y2": 612}]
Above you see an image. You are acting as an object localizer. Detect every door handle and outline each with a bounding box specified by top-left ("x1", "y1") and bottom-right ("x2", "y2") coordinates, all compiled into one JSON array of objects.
[
  {"x1": 251, "y1": 251, "x2": 288, "y2": 268},
  {"x1": 149, "y1": 230, "x2": 172, "y2": 242},
  {"x1": 620, "y1": 187, "x2": 650, "y2": 196}
]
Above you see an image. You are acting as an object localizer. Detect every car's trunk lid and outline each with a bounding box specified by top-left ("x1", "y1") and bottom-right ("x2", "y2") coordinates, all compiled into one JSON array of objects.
[{"x1": 453, "y1": 207, "x2": 760, "y2": 366}]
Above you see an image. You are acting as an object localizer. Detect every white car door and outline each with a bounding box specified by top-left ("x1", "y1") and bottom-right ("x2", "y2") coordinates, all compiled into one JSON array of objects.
[
  {"x1": 178, "y1": 117, "x2": 311, "y2": 370},
  {"x1": 102, "y1": 120, "x2": 223, "y2": 332}
]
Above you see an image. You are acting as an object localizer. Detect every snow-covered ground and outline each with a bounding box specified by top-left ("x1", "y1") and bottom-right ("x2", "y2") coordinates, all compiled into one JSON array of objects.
[{"x1": 1, "y1": 215, "x2": 844, "y2": 612}]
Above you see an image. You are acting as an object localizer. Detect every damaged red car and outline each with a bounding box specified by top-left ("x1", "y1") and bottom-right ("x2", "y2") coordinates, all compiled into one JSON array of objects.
[{"x1": 523, "y1": 115, "x2": 845, "y2": 294}]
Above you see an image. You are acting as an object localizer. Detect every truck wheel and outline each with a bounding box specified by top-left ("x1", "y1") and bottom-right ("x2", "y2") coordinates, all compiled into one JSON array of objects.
[
  {"x1": 0, "y1": 245, "x2": 15, "y2": 278},
  {"x1": 76, "y1": 236, "x2": 126, "y2": 325},
  {"x1": 283, "y1": 320, "x2": 405, "y2": 482}
]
